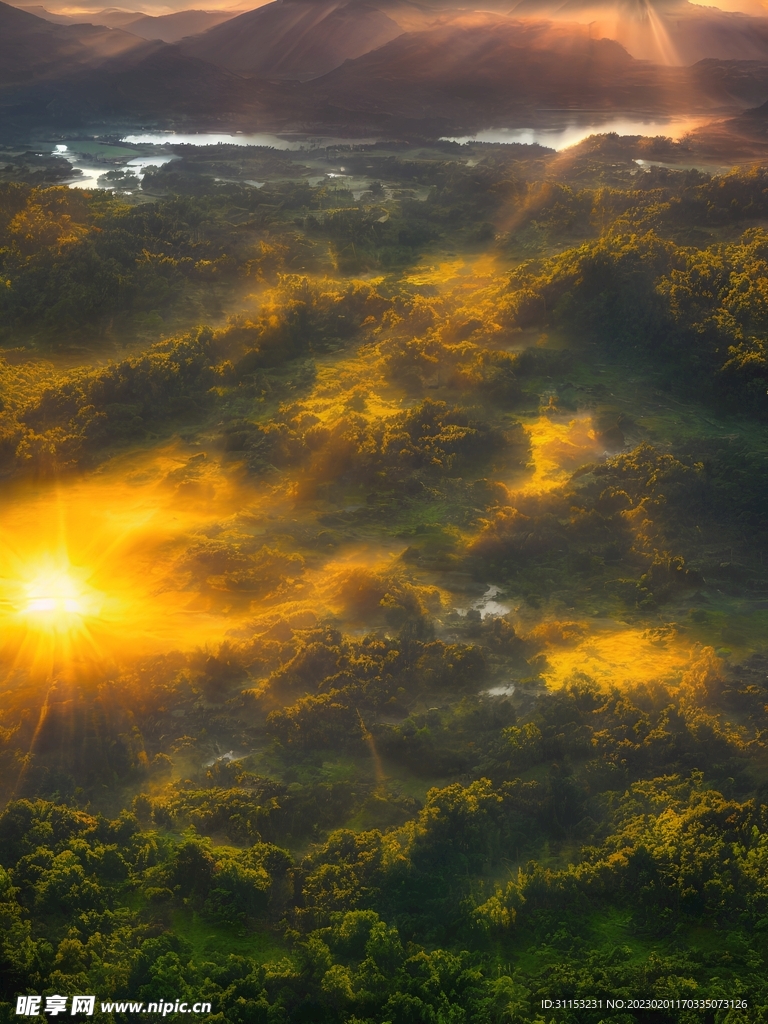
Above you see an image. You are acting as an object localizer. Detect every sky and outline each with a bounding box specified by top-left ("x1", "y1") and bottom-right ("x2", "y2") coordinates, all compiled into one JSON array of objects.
[{"x1": 26, "y1": 0, "x2": 263, "y2": 14}]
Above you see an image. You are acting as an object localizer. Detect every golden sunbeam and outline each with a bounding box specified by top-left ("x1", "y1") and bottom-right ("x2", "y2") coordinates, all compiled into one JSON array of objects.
[
  {"x1": 0, "y1": 445, "x2": 264, "y2": 679},
  {"x1": 358, "y1": 709, "x2": 387, "y2": 790}
]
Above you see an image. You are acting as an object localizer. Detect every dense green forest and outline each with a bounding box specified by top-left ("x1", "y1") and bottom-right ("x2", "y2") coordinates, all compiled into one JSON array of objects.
[{"x1": 0, "y1": 135, "x2": 767, "y2": 1023}]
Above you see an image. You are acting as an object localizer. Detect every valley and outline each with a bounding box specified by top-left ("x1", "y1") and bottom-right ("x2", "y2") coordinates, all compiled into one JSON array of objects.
[{"x1": 1, "y1": 1, "x2": 768, "y2": 1020}]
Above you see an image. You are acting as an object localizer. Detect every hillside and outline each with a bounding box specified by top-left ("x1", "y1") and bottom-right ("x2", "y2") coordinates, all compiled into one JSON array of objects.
[
  {"x1": 180, "y1": 0, "x2": 409, "y2": 79},
  {"x1": 303, "y1": 16, "x2": 768, "y2": 125}
]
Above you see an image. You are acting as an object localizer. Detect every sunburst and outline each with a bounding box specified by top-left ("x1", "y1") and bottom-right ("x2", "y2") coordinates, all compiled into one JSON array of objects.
[{"x1": 21, "y1": 562, "x2": 102, "y2": 626}]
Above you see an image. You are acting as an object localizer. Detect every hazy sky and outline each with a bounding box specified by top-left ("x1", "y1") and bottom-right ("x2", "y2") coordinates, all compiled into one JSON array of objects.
[
  {"x1": 42, "y1": 0, "x2": 264, "y2": 13},
  {"x1": 25, "y1": 0, "x2": 768, "y2": 25}
]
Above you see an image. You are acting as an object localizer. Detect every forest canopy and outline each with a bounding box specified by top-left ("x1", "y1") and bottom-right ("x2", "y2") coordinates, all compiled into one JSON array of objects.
[{"x1": 0, "y1": 135, "x2": 767, "y2": 1024}]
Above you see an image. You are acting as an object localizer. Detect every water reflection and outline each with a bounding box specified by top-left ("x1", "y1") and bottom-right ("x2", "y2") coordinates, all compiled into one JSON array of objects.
[
  {"x1": 122, "y1": 132, "x2": 379, "y2": 149},
  {"x1": 455, "y1": 584, "x2": 511, "y2": 619},
  {"x1": 51, "y1": 143, "x2": 177, "y2": 190},
  {"x1": 442, "y1": 117, "x2": 707, "y2": 150}
]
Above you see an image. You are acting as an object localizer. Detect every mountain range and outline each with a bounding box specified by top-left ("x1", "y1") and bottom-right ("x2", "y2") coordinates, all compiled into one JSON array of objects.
[
  {"x1": 176, "y1": 0, "x2": 768, "y2": 77},
  {"x1": 0, "y1": 1, "x2": 150, "y2": 85},
  {"x1": 5, "y1": 0, "x2": 768, "y2": 137},
  {"x1": 302, "y1": 15, "x2": 768, "y2": 122},
  {"x1": 15, "y1": 5, "x2": 235, "y2": 40},
  {"x1": 509, "y1": 0, "x2": 768, "y2": 64}
]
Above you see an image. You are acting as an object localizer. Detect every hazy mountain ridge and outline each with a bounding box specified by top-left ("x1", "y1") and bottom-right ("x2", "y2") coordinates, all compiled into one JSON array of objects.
[
  {"x1": 12, "y1": 4, "x2": 237, "y2": 39},
  {"x1": 113, "y1": 9, "x2": 237, "y2": 42},
  {"x1": 0, "y1": 0, "x2": 150, "y2": 86},
  {"x1": 0, "y1": 1, "x2": 284, "y2": 126},
  {"x1": 14, "y1": 3, "x2": 74, "y2": 22},
  {"x1": 303, "y1": 17, "x2": 768, "y2": 123},
  {"x1": 510, "y1": 0, "x2": 768, "y2": 63},
  {"x1": 179, "y1": 0, "x2": 410, "y2": 80}
]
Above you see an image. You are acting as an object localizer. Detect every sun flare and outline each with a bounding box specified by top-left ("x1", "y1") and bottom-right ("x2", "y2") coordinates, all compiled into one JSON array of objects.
[
  {"x1": 20, "y1": 564, "x2": 102, "y2": 628},
  {"x1": 0, "y1": 552, "x2": 109, "y2": 677},
  {"x1": 0, "y1": 449, "x2": 267, "y2": 679}
]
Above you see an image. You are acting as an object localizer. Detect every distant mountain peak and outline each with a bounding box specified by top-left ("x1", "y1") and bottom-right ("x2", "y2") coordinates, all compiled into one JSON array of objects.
[{"x1": 180, "y1": 0, "x2": 410, "y2": 79}]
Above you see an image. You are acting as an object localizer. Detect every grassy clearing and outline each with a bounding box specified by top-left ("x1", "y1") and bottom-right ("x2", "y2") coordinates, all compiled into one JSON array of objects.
[{"x1": 171, "y1": 908, "x2": 290, "y2": 962}]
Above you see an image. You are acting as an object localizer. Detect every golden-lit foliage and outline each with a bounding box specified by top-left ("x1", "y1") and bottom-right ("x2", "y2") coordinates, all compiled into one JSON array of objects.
[
  {"x1": 325, "y1": 564, "x2": 442, "y2": 626},
  {"x1": 0, "y1": 185, "x2": 92, "y2": 252},
  {"x1": 0, "y1": 157, "x2": 764, "y2": 723},
  {"x1": 540, "y1": 623, "x2": 699, "y2": 689}
]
